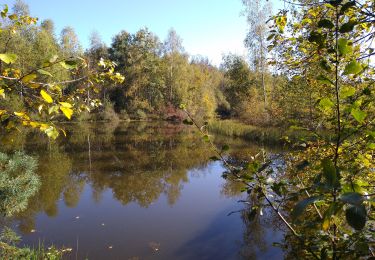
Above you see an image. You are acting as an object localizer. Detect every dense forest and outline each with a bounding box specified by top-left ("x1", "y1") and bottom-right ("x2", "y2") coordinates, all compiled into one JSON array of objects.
[{"x1": 0, "y1": 0, "x2": 375, "y2": 259}]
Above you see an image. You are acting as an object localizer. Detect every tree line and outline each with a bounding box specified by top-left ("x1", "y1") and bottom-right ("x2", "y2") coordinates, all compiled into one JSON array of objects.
[{"x1": 0, "y1": 0, "x2": 323, "y2": 128}]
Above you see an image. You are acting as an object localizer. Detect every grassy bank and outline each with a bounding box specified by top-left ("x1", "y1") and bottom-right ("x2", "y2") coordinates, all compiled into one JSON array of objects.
[
  {"x1": 0, "y1": 241, "x2": 66, "y2": 260},
  {"x1": 0, "y1": 227, "x2": 67, "y2": 259},
  {"x1": 207, "y1": 120, "x2": 311, "y2": 145}
]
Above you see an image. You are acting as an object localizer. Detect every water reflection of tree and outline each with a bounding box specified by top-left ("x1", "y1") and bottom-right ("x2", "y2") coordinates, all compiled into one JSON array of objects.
[
  {"x1": 9, "y1": 122, "x2": 217, "y2": 232},
  {"x1": 13, "y1": 144, "x2": 73, "y2": 233},
  {"x1": 4, "y1": 121, "x2": 289, "y2": 260},
  {"x1": 0, "y1": 128, "x2": 28, "y2": 153},
  {"x1": 221, "y1": 168, "x2": 285, "y2": 259},
  {"x1": 80, "y1": 124, "x2": 212, "y2": 207},
  {"x1": 239, "y1": 195, "x2": 285, "y2": 259}
]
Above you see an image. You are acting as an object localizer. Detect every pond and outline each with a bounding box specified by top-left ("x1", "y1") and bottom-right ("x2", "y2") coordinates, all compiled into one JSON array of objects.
[{"x1": 1, "y1": 121, "x2": 285, "y2": 259}]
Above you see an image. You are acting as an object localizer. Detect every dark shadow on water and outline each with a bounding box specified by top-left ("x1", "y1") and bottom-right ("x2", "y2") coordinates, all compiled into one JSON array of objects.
[{"x1": 175, "y1": 207, "x2": 284, "y2": 260}]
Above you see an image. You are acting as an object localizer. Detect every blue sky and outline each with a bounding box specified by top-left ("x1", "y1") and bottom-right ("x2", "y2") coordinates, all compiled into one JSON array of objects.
[{"x1": 4, "y1": 0, "x2": 282, "y2": 66}]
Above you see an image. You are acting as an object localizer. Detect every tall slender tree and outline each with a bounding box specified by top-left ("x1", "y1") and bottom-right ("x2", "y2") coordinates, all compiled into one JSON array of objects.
[{"x1": 242, "y1": 0, "x2": 272, "y2": 108}]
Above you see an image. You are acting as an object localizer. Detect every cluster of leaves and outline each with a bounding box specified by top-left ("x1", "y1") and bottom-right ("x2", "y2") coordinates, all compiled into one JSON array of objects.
[
  {"x1": 254, "y1": 0, "x2": 375, "y2": 258},
  {"x1": 0, "y1": 5, "x2": 124, "y2": 139}
]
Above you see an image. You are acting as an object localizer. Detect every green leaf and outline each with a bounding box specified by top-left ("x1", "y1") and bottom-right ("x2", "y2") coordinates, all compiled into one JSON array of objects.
[
  {"x1": 1, "y1": 5, "x2": 8, "y2": 18},
  {"x1": 345, "y1": 205, "x2": 366, "y2": 230},
  {"x1": 316, "y1": 75, "x2": 334, "y2": 86},
  {"x1": 8, "y1": 14, "x2": 17, "y2": 20},
  {"x1": 320, "y1": 60, "x2": 332, "y2": 72},
  {"x1": 0, "y1": 53, "x2": 17, "y2": 64},
  {"x1": 318, "y1": 19, "x2": 334, "y2": 29},
  {"x1": 291, "y1": 196, "x2": 323, "y2": 221},
  {"x1": 267, "y1": 34, "x2": 275, "y2": 41},
  {"x1": 319, "y1": 98, "x2": 334, "y2": 110},
  {"x1": 342, "y1": 181, "x2": 367, "y2": 194},
  {"x1": 308, "y1": 31, "x2": 325, "y2": 46},
  {"x1": 362, "y1": 87, "x2": 371, "y2": 96},
  {"x1": 59, "y1": 60, "x2": 78, "y2": 69},
  {"x1": 328, "y1": 0, "x2": 343, "y2": 7},
  {"x1": 203, "y1": 135, "x2": 210, "y2": 142},
  {"x1": 322, "y1": 202, "x2": 340, "y2": 231},
  {"x1": 37, "y1": 69, "x2": 53, "y2": 77},
  {"x1": 340, "y1": 192, "x2": 363, "y2": 205},
  {"x1": 271, "y1": 182, "x2": 286, "y2": 197},
  {"x1": 340, "y1": 86, "x2": 355, "y2": 99},
  {"x1": 339, "y1": 21, "x2": 356, "y2": 33},
  {"x1": 182, "y1": 119, "x2": 193, "y2": 125},
  {"x1": 351, "y1": 108, "x2": 367, "y2": 123},
  {"x1": 322, "y1": 159, "x2": 338, "y2": 188},
  {"x1": 340, "y1": 1, "x2": 356, "y2": 13},
  {"x1": 343, "y1": 61, "x2": 362, "y2": 75},
  {"x1": 367, "y1": 143, "x2": 375, "y2": 150},
  {"x1": 221, "y1": 144, "x2": 229, "y2": 152},
  {"x1": 48, "y1": 105, "x2": 59, "y2": 115},
  {"x1": 338, "y1": 38, "x2": 352, "y2": 56}
]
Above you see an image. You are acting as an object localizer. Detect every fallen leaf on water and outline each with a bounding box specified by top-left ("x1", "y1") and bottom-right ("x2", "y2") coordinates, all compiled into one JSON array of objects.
[
  {"x1": 30, "y1": 229, "x2": 36, "y2": 233},
  {"x1": 75, "y1": 216, "x2": 80, "y2": 219},
  {"x1": 108, "y1": 245, "x2": 113, "y2": 249}
]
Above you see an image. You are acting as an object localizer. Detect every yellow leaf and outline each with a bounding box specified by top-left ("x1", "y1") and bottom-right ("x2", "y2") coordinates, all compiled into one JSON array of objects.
[
  {"x1": 0, "y1": 109, "x2": 6, "y2": 115},
  {"x1": 45, "y1": 126, "x2": 59, "y2": 139},
  {"x1": 21, "y1": 73, "x2": 37, "y2": 84},
  {"x1": 29, "y1": 83, "x2": 40, "y2": 89},
  {"x1": 60, "y1": 106, "x2": 73, "y2": 120},
  {"x1": 40, "y1": 90, "x2": 53, "y2": 103},
  {"x1": 59, "y1": 102, "x2": 73, "y2": 108},
  {"x1": 39, "y1": 124, "x2": 49, "y2": 131},
  {"x1": 14, "y1": 111, "x2": 25, "y2": 117},
  {"x1": 30, "y1": 121, "x2": 39, "y2": 128},
  {"x1": 14, "y1": 111, "x2": 30, "y2": 120},
  {"x1": 0, "y1": 88, "x2": 4, "y2": 98},
  {"x1": 322, "y1": 218, "x2": 330, "y2": 231},
  {"x1": 51, "y1": 85, "x2": 62, "y2": 92}
]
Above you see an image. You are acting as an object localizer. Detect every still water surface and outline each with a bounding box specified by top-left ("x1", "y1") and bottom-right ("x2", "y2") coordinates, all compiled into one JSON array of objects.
[{"x1": 3, "y1": 122, "x2": 284, "y2": 259}]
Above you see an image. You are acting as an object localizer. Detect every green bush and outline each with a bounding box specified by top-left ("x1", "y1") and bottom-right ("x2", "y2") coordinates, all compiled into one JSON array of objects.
[{"x1": 0, "y1": 151, "x2": 40, "y2": 217}]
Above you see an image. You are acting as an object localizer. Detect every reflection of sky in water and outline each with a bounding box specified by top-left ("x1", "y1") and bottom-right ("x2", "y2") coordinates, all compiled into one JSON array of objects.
[{"x1": 6, "y1": 122, "x2": 284, "y2": 259}]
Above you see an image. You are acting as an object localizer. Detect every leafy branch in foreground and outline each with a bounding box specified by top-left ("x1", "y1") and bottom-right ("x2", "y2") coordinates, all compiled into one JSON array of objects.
[
  {"x1": 267, "y1": 0, "x2": 375, "y2": 259},
  {"x1": 183, "y1": 0, "x2": 375, "y2": 257},
  {"x1": 0, "y1": 5, "x2": 124, "y2": 139}
]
